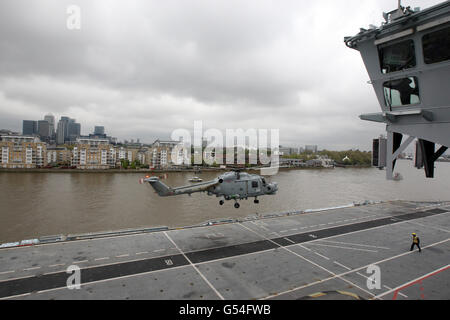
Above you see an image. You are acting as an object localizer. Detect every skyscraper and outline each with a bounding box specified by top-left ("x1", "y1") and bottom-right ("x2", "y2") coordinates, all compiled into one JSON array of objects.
[
  {"x1": 56, "y1": 116, "x2": 80, "y2": 144},
  {"x1": 22, "y1": 120, "x2": 38, "y2": 135},
  {"x1": 56, "y1": 118, "x2": 68, "y2": 145},
  {"x1": 68, "y1": 122, "x2": 81, "y2": 141},
  {"x1": 44, "y1": 114, "x2": 55, "y2": 136},
  {"x1": 37, "y1": 120, "x2": 50, "y2": 139},
  {"x1": 60, "y1": 117, "x2": 70, "y2": 142},
  {"x1": 94, "y1": 126, "x2": 105, "y2": 135},
  {"x1": 56, "y1": 120, "x2": 64, "y2": 145}
]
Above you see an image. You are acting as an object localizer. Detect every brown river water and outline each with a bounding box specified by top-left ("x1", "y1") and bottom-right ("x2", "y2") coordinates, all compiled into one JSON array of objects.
[{"x1": 0, "y1": 160, "x2": 449, "y2": 243}]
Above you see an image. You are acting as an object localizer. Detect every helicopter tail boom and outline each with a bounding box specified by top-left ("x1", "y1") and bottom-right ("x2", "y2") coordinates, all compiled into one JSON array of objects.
[{"x1": 144, "y1": 177, "x2": 172, "y2": 196}]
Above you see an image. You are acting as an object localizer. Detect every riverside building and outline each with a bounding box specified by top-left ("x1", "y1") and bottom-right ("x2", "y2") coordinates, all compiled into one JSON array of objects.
[
  {"x1": 71, "y1": 138, "x2": 115, "y2": 169},
  {"x1": 0, "y1": 135, "x2": 47, "y2": 168}
]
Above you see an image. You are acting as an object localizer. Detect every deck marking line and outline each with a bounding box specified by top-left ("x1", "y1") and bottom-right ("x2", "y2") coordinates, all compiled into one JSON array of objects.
[
  {"x1": 405, "y1": 220, "x2": 450, "y2": 233},
  {"x1": 314, "y1": 252, "x2": 330, "y2": 260},
  {"x1": 374, "y1": 264, "x2": 450, "y2": 300},
  {"x1": 31, "y1": 264, "x2": 190, "y2": 297},
  {"x1": 238, "y1": 223, "x2": 377, "y2": 300},
  {"x1": 262, "y1": 238, "x2": 450, "y2": 300},
  {"x1": 307, "y1": 243, "x2": 379, "y2": 253},
  {"x1": 163, "y1": 231, "x2": 224, "y2": 300},
  {"x1": 0, "y1": 292, "x2": 31, "y2": 300},
  {"x1": 23, "y1": 267, "x2": 40, "y2": 271},
  {"x1": 0, "y1": 271, "x2": 15, "y2": 275},
  {"x1": 0, "y1": 252, "x2": 188, "y2": 286},
  {"x1": 319, "y1": 240, "x2": 390, "y2": 250},
  {"x1": 333, "y1": 261, "x2": 352, "y2": 271},
  {"x1": 73, "y1": 260, "x2": 88, "y2": 264},
  {"x1": 94, "y1": 257, "x2": 110, "y2": 261},
  {"x1": 283, "y1": 238, "x2": 295, "y2": 244},
  {"x1": 298, "y1": 244, "x2": 311, "y2": 252}
]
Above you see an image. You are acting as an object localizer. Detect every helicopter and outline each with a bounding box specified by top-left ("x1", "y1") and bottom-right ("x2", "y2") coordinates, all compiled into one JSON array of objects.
[{"x1": 140, "y1": 169, "x2": 278, "y2": 208}]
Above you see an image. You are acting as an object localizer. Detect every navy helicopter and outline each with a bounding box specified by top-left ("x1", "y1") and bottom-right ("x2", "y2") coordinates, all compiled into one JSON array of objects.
[{"x1": 140, "y1": 169, "x2": 278, "y2": 208}]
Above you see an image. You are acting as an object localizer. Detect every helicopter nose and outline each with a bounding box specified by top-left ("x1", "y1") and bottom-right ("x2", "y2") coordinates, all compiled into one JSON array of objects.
[{"x1": 268, "y1": 182, "x2": 278, "y2": 193}]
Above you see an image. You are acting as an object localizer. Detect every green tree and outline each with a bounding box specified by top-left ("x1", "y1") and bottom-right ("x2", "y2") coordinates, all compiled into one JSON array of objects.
[{"x1": 121, "y1": 159, "x2": 130, "y2": 169}]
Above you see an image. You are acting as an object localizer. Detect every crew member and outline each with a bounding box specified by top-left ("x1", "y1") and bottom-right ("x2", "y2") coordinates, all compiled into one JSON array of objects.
[{"x1": 410, "y1": 233, "x2": 422, "y2": 252}]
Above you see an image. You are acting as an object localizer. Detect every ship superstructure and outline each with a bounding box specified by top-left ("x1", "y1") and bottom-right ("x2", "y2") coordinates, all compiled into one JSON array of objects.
[{"x1": 345, "y1": 1, "x2": 450, "y2": 179}]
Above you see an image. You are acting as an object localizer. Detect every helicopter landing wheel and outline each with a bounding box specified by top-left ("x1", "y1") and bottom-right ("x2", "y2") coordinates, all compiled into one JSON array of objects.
[
  {"x1": 234, "y1": 202, "x2": 240, "y2": 209},
  {"x1": 219, "y1": 200, "x2": 224, "y2": 206},
  {"x1": 254, "y1": 199, "x2": 259, "y2": 204}
]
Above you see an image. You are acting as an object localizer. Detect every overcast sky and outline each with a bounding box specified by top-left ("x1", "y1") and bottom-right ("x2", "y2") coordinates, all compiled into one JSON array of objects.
[{"x1": 0, "y1": 0, "x2": 443, "y2": 150}]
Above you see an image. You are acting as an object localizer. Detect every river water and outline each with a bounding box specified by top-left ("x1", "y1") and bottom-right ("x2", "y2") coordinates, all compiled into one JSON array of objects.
[{"x1": 0, "y1": 160, "x2": 449, "y2": 243}]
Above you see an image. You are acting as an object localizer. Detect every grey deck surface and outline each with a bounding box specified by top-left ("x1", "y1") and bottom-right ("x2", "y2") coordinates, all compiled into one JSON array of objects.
[{"x1": 0, "y1": 200, "x2": 449, "y2": 300}]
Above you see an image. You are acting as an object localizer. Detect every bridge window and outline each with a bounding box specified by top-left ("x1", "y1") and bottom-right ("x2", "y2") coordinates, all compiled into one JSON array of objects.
[
  {"x1": 383, "y1": 77, "x2": 420, "y2": 107},
  {"x1": 423, "y1": 26, "x2": 450, "y2": 64},
  {"x1": 378, "y1": 39, "x2": 416, "y2": 74}
]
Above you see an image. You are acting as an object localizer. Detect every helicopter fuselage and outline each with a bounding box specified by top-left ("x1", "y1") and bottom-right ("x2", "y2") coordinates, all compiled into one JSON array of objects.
[{"x1": 143, "y1": 170, "x2": 278, "y2": 208}]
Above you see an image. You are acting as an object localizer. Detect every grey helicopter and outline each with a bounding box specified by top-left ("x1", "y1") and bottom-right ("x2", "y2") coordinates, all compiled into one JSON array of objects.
[{"x1": 140, "y1": 169, "x2": 278, "y2": 208}]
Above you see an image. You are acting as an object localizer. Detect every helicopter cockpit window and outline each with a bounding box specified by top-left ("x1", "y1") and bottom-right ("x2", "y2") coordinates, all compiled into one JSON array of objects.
[
  {"x1": 383, "y1": 76, "x2": 420, "y2": 107},
  {"x1": 252, "y1": 181, "x2": 259, "y2": 188},
  {"x1": 261, "y1": 178, "x2": 266, "y2": 186},
  {"x1": 378, "y1": 39, "x2": 416, "y2": 74},
  {"x1": 423, "y1": 26, "x2": 450, "y2": 64}
]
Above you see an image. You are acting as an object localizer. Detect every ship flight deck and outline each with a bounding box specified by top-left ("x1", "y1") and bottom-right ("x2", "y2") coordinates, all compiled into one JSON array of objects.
[{"x1": 0, "y1": 200, "x2": 449, "y2": 300}]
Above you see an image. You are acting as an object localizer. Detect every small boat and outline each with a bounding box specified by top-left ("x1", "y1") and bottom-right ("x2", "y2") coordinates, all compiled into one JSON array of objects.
[{"x1": 188, "y1": 176, "x2": 203, "y2": 182}]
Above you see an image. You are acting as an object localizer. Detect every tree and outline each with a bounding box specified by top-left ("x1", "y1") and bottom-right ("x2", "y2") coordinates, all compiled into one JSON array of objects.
[{"x1": 121, "y1": 159, "x2": 130, "y2": 169}]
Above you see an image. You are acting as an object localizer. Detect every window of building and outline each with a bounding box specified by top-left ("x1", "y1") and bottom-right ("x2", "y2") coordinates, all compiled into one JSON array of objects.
[
  {"x1": 378, "y1": 39, "x2": 416, "y2": 73},
  {"x1": 383, "y1": 76, "x2": 420, "y2": 107},
  {"x1": 423, "y1": 26, "x2": 450, "y2": 64}
]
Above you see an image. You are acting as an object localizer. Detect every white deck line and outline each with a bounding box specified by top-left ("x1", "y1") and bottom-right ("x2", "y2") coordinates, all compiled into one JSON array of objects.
[
  {"x1": 261, "y1": 238, "x2": 450, "y2": 300},
  {"x1": 373, "y1": 264, "x2": 450, "y2": 300},
  {"x1": 318, "y1": 240, "x2": 390, "y2": 250},
  {"x1": 306, "y1": 243, "x2": 379, "y2": 253},
  {"x1": 237, "y1": 223, "x2": 377, "y2": 300},
  {"x1": 163, "y1": 231, "x2": 224, "y2": 300}
]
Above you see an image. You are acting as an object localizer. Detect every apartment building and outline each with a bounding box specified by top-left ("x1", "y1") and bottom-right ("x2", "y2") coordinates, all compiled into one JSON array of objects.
[
  {"x1": 115, "y1": 146, "x2": 139, "y2": 167},
  {"x1": 150, "y1": 139, "x2": 188, "y2": 168},
  {"x1": 0, "y1": 136, "x2": 47, "y2": 168},
  {"x1": 46, "y1": 147, "x2": 71, "y2": 165},
  {"x1": 71, "y1": 138, "x2": 114, "y2": 169},
  {"x1": 151, "y1": 147, "x2": 168, "y2": 168},
  {"x1": 0, "y1": 134, "x2": 191, "y2": 170}
]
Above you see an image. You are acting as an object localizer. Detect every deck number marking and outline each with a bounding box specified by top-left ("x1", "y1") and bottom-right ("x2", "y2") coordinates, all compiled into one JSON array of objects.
[{"x1": 165, "y1": 259, "x2": 173, "y2": 266}]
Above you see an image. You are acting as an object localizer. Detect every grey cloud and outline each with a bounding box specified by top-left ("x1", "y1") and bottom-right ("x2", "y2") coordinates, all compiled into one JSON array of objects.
[{"x1": 0, "y1": 0, "x2": 443, "y2": 149}]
